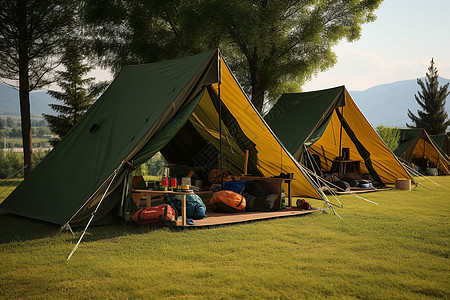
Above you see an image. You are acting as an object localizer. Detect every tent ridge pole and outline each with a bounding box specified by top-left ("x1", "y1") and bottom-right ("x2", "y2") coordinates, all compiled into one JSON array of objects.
[{"x1": 218, "y1": 50, "x2": 224, "y2": 188}]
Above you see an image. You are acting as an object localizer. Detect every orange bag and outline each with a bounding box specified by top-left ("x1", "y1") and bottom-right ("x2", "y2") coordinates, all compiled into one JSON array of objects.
[
  {"x1": 132, "y1": 204, "x2": 177, "y2": 226},
  {"x1": 210, "y1": 190, "x2": 246, "y2": 211}
]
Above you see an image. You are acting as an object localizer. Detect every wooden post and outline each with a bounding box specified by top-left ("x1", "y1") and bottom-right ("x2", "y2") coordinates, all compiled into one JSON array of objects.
[
  {"x1": 287, "y1": 180, "x2": 292, "y2": 207},
  {"x1": 146, "y1": 194, "x2": 152, "y2": 208},
  {"x1": 181, "y1": 194, "x2": 187, "y2": 226},
  {"x1": 243, "y1": 150, "x2": 249, "y2": 175}
]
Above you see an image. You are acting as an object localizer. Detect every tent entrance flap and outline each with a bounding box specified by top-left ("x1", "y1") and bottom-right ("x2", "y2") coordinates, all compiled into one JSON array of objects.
[{"x1": 160, "y1": 86, "x2": 261, "y2": 177}]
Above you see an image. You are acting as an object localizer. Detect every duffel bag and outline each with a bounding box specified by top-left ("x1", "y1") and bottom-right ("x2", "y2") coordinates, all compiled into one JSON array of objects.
[
  {"x1": 167, "y1": 194, "x2": 207, "y2": 219},
  {"x1": 210, "y1": 190, "x2": 246, "y2": 212},
  {"x1": 132, "y1": 204, "x2": 178, "y2": 226}
]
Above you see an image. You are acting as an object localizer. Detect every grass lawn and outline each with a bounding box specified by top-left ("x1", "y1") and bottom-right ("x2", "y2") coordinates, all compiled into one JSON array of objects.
[{"x1": 0, "y1": 176, "x2": 448, "y2": 299}]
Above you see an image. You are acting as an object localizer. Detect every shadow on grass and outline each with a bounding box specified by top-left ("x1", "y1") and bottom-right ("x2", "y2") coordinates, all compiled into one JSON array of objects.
[
  {"x1": 0, "y1": 212, "x2": 59, "y2": 244},
  {"x1": 0, "y1": 212, "x2": 176, "y2": 245}
]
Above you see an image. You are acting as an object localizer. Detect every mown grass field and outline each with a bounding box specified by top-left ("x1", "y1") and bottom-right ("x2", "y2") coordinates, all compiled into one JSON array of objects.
[
  {"x1": 0, "y1": 176, "x2": 448, "y2": 299},
  {"x1": 3, "y1": 137, "x2": 51, "y2": 148}
]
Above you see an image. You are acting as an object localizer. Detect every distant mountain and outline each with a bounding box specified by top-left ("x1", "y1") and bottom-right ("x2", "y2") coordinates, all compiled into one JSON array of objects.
[
  {"x1": 0, "y1": 83, "x2": 58, "y2": 117},
  {"x1": 349, "y1": 77, "x2": 450, "y2": 128},
  {"x1": 2, "y1": 78, "x2": 450, "y2": 126}
]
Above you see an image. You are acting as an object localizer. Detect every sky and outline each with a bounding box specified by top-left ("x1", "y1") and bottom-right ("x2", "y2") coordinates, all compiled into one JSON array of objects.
[
  {"x1": 302, "y1": 0, "x2": 450, "y2": 92},
  {"x1": 90, "y1": 0, "x2": 450, "y2": 92}
]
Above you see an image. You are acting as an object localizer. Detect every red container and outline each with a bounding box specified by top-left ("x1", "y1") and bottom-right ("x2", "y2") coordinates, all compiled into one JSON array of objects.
[
  {"x1": 161, "y1": 177, "x2": 168, "y2": 187},
  {"x1": 170, "y1": 177, "x2": 177, "y2": 189}
]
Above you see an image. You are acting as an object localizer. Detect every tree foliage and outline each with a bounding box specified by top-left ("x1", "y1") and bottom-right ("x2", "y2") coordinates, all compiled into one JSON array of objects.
[
  {"x1": 82, "y1": 0, "x2": 383, "y2": 112},
  {"x1": 0, "y1": 150, "x2": 49, "y2": 179},
  {"x1": 407, "y1": 59, "x2": 450, "y2": 134},
  {"x1": 43, "y1": 44, "x2": 108, "y2": 145},
  {"x1": 376, "y1": 125, "x2": 400, "y2": 152},
  {"x1": 0, "y1": 0, "x2": 77, "y2": 175}
]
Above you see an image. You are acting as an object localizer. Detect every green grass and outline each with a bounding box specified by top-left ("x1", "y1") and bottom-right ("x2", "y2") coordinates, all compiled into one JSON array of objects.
[{"x1": 0, "y1": 176, "x2": 449, "y2": 299}]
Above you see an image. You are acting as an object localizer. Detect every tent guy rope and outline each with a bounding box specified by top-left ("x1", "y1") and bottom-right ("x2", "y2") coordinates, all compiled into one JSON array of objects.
[{"x1": 67, "y1": 168, "x2": 119, "y2": 262}]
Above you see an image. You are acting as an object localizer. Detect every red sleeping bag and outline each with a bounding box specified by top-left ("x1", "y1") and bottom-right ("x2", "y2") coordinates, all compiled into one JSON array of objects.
[{"x1": 132, "y1": 204, "x2": 178, "y2": 226}]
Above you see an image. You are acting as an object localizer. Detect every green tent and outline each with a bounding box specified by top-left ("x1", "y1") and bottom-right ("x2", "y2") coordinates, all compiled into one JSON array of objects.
[
  {"x1": 264, "y1": 86, "x2": 413, "y2": 185},
  {"x1": 430, "y1": 133, "x2": 450, "y2": 158},
  {"x1": 394, "y1": 128, "x2": 450, "y2": 175},
  {"x1": 0, "y1": 50, "x2": 324, "y2": 227}
]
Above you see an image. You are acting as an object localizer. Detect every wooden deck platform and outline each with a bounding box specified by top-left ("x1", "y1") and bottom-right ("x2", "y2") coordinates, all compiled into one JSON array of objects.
[{"x1": 176, "y1": 207, "x2": 319, "y2": 228}]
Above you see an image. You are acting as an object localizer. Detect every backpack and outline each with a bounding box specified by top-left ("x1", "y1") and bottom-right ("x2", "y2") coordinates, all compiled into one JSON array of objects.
[
  {"x1": 296, "y1": 199, "x2": 311, "y2": 210},
  {"x1": 167, "y1": 194, "x2": 207, "y2": 219},
  {"x1": 242, "y1": 180, "x2": 277, "y2": 211},
  {"x1": 132, "y1": 204, "x2": 178, "y2": 226}
]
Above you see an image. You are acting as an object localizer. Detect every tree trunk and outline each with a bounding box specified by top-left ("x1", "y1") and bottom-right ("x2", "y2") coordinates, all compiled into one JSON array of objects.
[
  {"x1": 250, "y1": 66, "x2": 265, "y2": 113},
  {"x1": 18, "y1": 0, "x2": 33, "y2": 176}
]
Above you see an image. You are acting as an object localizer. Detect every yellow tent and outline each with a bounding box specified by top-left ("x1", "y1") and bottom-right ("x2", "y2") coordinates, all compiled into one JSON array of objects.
[
  {"x1": 395, "y1": 128, "x2": 450, "y2": 175},
  {"x1": 265, "y1": 86, "x2": 414, "y2": 185}
]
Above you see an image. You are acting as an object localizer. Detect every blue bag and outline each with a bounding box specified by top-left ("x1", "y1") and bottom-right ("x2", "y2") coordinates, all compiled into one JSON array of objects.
[
  {"x1": 167, "y1": 194, "x2": 207, "y2": 219},
  {"x1": 223, "y1": 180, "x2": 247, "y2": 194}
]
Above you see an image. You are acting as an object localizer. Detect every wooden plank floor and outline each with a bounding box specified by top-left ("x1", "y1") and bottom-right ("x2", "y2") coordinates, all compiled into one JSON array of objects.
[{"x1": 176, "y1": 207, "x2": 319, "y2": 228}]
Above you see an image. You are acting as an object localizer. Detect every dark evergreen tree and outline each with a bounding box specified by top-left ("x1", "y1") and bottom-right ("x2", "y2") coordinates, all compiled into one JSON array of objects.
[
  {"x1": 407, "y1": 59, "x2": 450, "y2": 134},
  {"x1": 0, "y1": 0, "x2": 77, "y2": 175},
  {"x1": 43, "y1": 44, "x2": 108, "y2": 145}
]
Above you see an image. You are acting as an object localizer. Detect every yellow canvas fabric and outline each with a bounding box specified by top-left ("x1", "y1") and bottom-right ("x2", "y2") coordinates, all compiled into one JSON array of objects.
[
  {"x1": 189, "y1": 89, "x2": 247, "y2": 174},
  {"x1": 309, "y1": 90, "x2": 412, "y2": 184},
  {"x1": 409, "y1": 133, "x2": 450, "y2": 175},
  {"x1": 211, "y1": 59, "x2": 322, "y2": 199}
]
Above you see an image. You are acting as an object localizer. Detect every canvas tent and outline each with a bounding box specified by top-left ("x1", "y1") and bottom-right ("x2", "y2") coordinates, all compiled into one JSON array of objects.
[
  {"x1": 394, "y1": 128, "x2": 450, "y2": 175},
  {"x1": 0, "y1": 49, "x2": 324, "y2": 227},
  {"x1": 264, "y1": 86, "x2": 413, "y2": 186},
  {"x1": 430, "y1": 133, "x2": 450, "y2": 158}
]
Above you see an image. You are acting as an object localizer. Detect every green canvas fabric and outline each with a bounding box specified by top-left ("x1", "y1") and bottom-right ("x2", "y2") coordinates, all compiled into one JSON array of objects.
[
  {"x1": 394, "y1": 128, "x2": 425, "y2": 158},
  {"x1": 265, "y1": 86, "x2": 345, "y2": 159},
  {"x1": 0, "y1": 50, "x2": 219, "y2": 225},
  {"x1": 430, "y1": 133, "x2": 450, "y2": 157}
]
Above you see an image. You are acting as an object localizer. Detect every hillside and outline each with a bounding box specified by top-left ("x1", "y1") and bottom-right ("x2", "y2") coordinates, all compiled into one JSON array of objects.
[
  {"x1": 1, "y1": 78, "x2": 450, "y2": 127},
  {"x1": 0, "y1": 83, "x2": 57, "y2": 117},
  {"x1": 350, "y1": 77, "x2": 450, "y2": 128}
]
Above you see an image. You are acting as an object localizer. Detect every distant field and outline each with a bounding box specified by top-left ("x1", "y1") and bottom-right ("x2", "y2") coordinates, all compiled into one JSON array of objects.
[
  {"x1": 2, "y1": 137, "x2": 51, "y2": 148},
  {"x1": 0, "y1": 176, "x2": 449, "y2": 299}
]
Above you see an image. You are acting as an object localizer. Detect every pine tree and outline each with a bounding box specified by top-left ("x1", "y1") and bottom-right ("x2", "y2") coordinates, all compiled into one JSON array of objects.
[
  {"x1": 43, "y1": 45, "x2": 108, "y2": 145},
  {"x1": 0, "y1": 0, "x2": 77, "y2": 176},
  {"x1": 407, "y1": 59, "x2": 450, "y2": 134}
]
